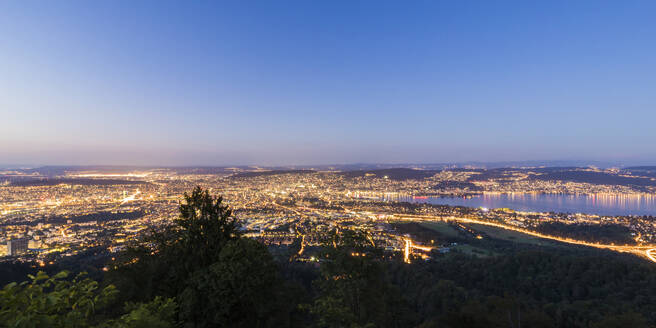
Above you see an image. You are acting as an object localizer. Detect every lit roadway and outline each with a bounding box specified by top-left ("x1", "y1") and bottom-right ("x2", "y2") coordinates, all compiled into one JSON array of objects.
[
  {"x1": 647, "y1": 249, "x2": 656, "y2": 263},
  {"x1": 395, "y1": 214, "x2": 656, "y2": 264},
  {"x1": 273, "y1": 201, "x2": 434, "y2": 261},
  {"x1": 404, "y1": 238, "x2": 433, "y2": 263},
  {"x1": 267, "y1": 202, "x2": 656, "y2": 264}
]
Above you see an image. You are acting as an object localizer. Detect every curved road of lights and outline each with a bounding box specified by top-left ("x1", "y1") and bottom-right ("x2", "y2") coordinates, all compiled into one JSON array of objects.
[
  {"x1": 647, "y1": 249, "x2": 656, "y2": 263},
  {"x1": 396, "y1": 214, "x2": 656, "y2": 264},
  {"x1": 275, "y1": 202, "x2": 656, "y2": 264}
]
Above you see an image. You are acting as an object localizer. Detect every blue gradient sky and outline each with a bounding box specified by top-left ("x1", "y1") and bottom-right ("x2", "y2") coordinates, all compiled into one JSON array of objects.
[{"x1": 1, "y1": 1, "x2": 655, "y2": 166}]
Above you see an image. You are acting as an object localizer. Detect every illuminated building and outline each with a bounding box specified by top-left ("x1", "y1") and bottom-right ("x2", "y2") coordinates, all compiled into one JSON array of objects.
[{"x1": 7, "y1": 238, "x2": 28, "y2": 256}]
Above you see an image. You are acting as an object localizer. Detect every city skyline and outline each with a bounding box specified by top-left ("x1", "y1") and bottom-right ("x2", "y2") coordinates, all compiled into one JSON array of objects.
[{"x1": 2, "y1": 1, "x2": 656, "y2": 165}]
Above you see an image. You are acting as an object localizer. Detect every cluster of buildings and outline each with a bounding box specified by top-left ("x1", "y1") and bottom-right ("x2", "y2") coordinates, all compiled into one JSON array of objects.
[{"x1": 1, "y1": 167, "x2": 654, "y2": 264}]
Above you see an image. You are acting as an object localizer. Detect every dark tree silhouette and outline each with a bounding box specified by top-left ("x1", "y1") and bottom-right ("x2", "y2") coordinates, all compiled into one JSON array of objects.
[
  {"x1": 171, "y1": 186, "x2": 241, "y2": 276},
  {"x1": 109, "y1": 187, "x2": 289, "y2": 327}
]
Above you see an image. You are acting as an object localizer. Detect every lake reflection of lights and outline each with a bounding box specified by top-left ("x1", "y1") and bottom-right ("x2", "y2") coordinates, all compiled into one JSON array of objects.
[{"x1": 398, "y1": 192, "x2": 656, "y2": 216}]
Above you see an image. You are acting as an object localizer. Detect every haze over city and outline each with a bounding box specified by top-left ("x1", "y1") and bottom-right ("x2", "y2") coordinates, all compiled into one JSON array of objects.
[{"x1": 2, "y1": 1, "x2": 656, "y2": 166}]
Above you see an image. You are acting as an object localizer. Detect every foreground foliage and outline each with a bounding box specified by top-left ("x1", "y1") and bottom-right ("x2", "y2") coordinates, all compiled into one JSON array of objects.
[{"x1": 0, "y1": 271, "x2": 175, "y2": 328}]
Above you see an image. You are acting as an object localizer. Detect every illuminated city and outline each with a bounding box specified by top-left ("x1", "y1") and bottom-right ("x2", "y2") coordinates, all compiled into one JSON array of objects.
[{"x1": 2, "y1": 166, "x2": 655, "y2": 265}]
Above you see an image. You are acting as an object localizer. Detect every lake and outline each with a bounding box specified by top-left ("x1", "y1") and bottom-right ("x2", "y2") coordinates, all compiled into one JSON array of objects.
[{"x1": 393, "y1": 193, "x2": 656, "y2": 216}]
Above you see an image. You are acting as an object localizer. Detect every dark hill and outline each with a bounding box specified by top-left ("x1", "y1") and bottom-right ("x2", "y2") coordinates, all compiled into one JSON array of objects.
[
  {"x1": 231, "y1": 170, "x2": 316, "y2": 178},
  {"x1": 531, "y1": 170, "x2": 656, "y2": 187},
  {"x1": 339, "y1": 168, "x2": 439, "y2": 181},
  {"x1": 624, "y1": 167, "x2": 656, "y2": 178}
]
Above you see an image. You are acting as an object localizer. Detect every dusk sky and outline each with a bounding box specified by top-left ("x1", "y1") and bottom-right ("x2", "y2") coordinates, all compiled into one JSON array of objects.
[{"x1": 1, "y1": 1, "x2": 655, "y2": 166}]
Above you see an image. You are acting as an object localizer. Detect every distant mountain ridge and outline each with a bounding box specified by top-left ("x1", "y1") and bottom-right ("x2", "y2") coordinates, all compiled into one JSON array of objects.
[{"x1": 0, "y1": 160, "x2": 642, "y2": 173}]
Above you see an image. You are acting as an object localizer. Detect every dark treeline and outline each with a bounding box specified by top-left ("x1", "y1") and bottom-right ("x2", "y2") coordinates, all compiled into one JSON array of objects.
[
  {"x1": 393, "y1": 251, "x2": 656, "y2": 327},
  {"x1": 1, "y1": 187, "x2": 655, "y2": 327},
  {"x1": 530, "y1": 171, "x2": 656, "y2": 188},
  {"x1": 535, "y1": 222, "x2": 636, "y2": 245}
]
